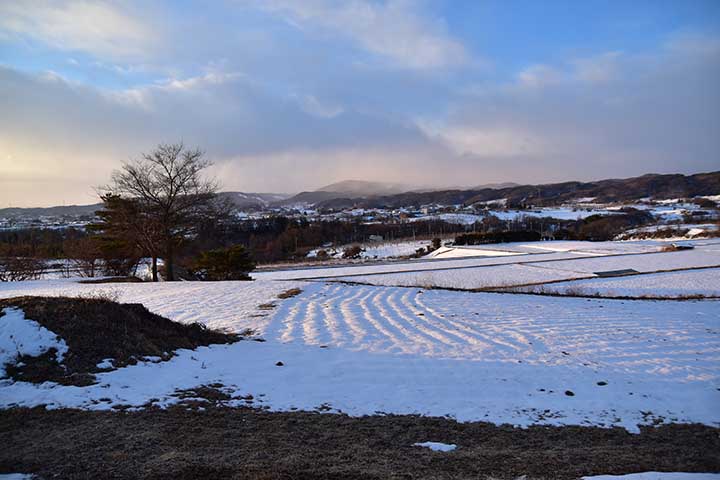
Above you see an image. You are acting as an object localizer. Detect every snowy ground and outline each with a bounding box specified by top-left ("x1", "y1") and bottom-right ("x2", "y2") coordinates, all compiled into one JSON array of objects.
[
  {"x1": 0, "y1": 308, "x2": 67, "y2": 376},
  {"x1": 0, "y1": 278, "x2": 305, "y2": 333},
  {"x1": 583, "y1": 474, "x2": 720, "y2": 480},
  {"x1": 1, "y1": 280, "x2": 719, "y2": 432},
  {"x1": 253, "y1": 238, "x2": 666, "y2": 281},
  {"x1": 253, "y1": 250, "x2": 589, "y2": 280},
  {"x1": 620, "y1": 223, "x2": 719, "y2": 240},
  {"x1": 329, "y1": 242, "x2": 720, "y2": 290},
  {"x1": 1, "y1": 239, "x2": 719, "y2": 434},
  {"x1": 307, "y1": 240, "x2": 434, "y2": 260},
  {"x1": 334, "y1": 263, "x2": 594, "y2": 289},
  {"x1": 425, "y1": 245, "x2": 526, "y2": 259},
  {"x1": 517, "y1": 268, "x2": 720, "y2": 298}
]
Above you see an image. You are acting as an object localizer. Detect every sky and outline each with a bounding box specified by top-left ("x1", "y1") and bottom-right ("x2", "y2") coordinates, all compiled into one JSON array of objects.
[{"x1": 1, "y1": 0, "x2": 719, "y2": 207}]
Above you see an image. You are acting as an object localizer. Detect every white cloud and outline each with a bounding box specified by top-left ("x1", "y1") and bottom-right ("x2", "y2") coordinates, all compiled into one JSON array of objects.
[
  {"x1": 0, "y1": 65, "x2": 440, "y2": 204},
  {"x1": 517, "y1": 64, "x2": 565, "y2": 88},
  {"x1": 294, "y1": 94, "x2": 345, "y2": 118},
  {"x1": 255, "y1": 0, "x2": 468, "y2": 69},
  {"x1": 572, "y1": 51, "x2": 622, "y2": 84},
  {"x1": 425, "y1": 126, "x2": 551, "y2": 157},
  {"x1": 0, "y1": 0, "x2": 157, "y2": 60},
  {"x1": 517, "y1": 52, "x2": 623, "y2": 89},
  {"x1": 0, "y1": 0, "x2": 717, "y2": 208},
  {"x1": 421, "y1": 39, "x2": 720, "y2": 178}
]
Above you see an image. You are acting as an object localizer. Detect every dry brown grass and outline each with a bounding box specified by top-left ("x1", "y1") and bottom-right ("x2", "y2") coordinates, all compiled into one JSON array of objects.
[
  {"x1": 277, "y1": 287, "x2": 303, "y2": 299},
  {"x1": 0, "y1": 296, "x2": 240, "y2": 386},
  {"x1": 78, "y1": 276, "x2": 144, "y2": 284},
  {"x1": 1, "y1": 405, "x2": 718, "y2": 479}
]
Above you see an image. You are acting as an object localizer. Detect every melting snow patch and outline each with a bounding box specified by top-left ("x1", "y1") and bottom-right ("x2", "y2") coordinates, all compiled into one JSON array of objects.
[
  {"x1": 0, "y1": 307, "x2": 68, "y2": 376},
  {"x1": 583, "y1": 474, "x2": 720, "y2": 479},
  {"x1": 413, "y1": 441, "x2": 457, "y2": 452},
  {"x1": 96, "y1": 358, "x2": 114, "y2": 370}
]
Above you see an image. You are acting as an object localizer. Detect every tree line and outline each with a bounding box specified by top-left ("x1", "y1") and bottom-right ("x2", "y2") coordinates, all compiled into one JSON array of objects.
[{"x1": 1, "y1": 142, "x2": 672, "y2": 282}]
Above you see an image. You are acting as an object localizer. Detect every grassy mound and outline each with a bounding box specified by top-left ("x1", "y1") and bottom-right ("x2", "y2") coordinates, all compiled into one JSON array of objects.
[{"x1": 0, "y1": 296, "x2": 239, "y2": 386}]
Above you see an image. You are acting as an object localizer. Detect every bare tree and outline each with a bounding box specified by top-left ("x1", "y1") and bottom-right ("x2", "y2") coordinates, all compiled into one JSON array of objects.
[
  {"x1": 64, "y1": 237, "x2": 102, "y2": 278},
  {"x1": 104, "y1": 142, "x2": 219, "y2": 281},
  {"x1": 0, "y1": 257, "x2": 45, "y2": 282}
]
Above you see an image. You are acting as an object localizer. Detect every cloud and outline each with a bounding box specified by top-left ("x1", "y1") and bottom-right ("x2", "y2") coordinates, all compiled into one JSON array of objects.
[
  {"x1": 0, "y1": 1, "x2": 717, "y2": 207},
  {"x1": 427, "y1": 39, "x2": 720, "y2": 181},
  {"x1": 516, "y1": 64, "x2": 565, "y2": 89},
  {"x1": 0, "y1": 1, "x2": 157, "y2": 61},
  {"x1": 0, "y1": 64, "x2": 441, "y2": 204},
  {"x1": 255, "y1": 0, "x2": 468, "y2": 69},
  {"x1": 516, "y1": 52, "x2": 623, "y2": 89}
]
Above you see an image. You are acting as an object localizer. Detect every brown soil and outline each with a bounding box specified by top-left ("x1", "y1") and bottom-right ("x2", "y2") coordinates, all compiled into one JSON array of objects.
[
  {"x1": 277, "y1": 288, "x2": 303, "y2": 299},
  {"x1": 1, "y1": 406, "x2": 718, "y2": 480},
  {"x1": 0, "y1": 296, "x2": 239, "y2": 386},
  {"x1": 78, "y1": 276, "x2": 144, "y2": 284}
]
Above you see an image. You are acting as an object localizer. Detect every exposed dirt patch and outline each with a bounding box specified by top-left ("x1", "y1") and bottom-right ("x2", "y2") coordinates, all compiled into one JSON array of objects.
[
  {"x1": 0, "y1": 296, "x2": 240, "y2": 386},
  {"x1": 78, "y1": 276, "x2": 144, "y2": 284},
  {"x1": 277, "y1": 288, "x2": 303, "y2": 299},
  {"x1": 0, "y1": 407, "x2": 718, "y2": 479}
]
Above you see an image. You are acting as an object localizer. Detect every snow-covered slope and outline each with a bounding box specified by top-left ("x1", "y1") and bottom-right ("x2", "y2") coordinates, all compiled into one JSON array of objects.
[{"x1": 1, "y1": 281, "x2": 718, "y2": 432}]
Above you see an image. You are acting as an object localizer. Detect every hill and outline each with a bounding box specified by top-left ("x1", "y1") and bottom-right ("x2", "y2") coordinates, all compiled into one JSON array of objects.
[
  {"x1": 279, "y1": 180, "x2": 414, "y2": 206},
  {"x1": 315, "y1": 172, "x2": 720, "y2": 209},
  {"x1": 0, "y1": 192, "x2": 291, "y2": 218},
  {"x1": 0, "y1": 203, "x2": 103, "y2": 219},
  {"x1": 217, "y1": 192, "x2": 289, "y2": 211},
  {"x1": 316, "y1": 180, "x2": 412, "y2": 196}
]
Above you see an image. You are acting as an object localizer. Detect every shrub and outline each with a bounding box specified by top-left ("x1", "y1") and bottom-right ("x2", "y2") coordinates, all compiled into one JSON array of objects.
[
  {"x1": 63, "y1": 237, "x2": 103, "y2": 278},
  {"x1": 454, "y1": 230, "x2": 541, "y2": 245},
  {"x1": 342, "y1": 245, "x2": 363, "y2": 259},
  {"x1": 0, "y1": 256, "x2": 45, "y2": 281},
  {"x1": 578, "y1": 210, "x2": 653, "y2": 241},
  {"x1": 694, "y1": 198, "x2": 718, "y2": 209},
  {"x1": 194, "y1": 245, "x2": 255, "y2": 281}
]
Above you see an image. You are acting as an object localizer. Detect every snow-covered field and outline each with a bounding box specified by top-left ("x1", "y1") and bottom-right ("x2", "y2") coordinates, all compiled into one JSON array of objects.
[
  {"x1": 334, "y1": 263, "x2": 594, "y2": 289},
  {"x1": 411, "y1": 207, "x2": 624, "y2": 224},
  {"x1": 253, "y1": 250, "x2": 584, "y2": 280},
  {"x1": 1, "y1": 279, "x2": 719, "y2": 432},
  {"x1": 523, "y1": 246, "x2": 720, "y2": 275},
  {"x1": 0, "y1": 278, "x2": 304, "y2": 333},
  {"x1": 329, "y1": 242, "x2": 720, "y2": 290},
  {"x1": 1, "y1": 239, "x2": 719, "y2": 434},
  {"x1": 425, "y1": 245, "x2": 526, "y2": 259},
  {"x1": 518, "y1": 268, "x2": 720, "y2": 298},
  {"x1": 307, "y1": 240, "x2": 433, "y2": 260}
]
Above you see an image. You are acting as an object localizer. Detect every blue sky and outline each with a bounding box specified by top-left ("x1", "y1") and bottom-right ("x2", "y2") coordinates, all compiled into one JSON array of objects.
[{"x1": 1, "y1": 0, "x2": 719, "y2": 206}]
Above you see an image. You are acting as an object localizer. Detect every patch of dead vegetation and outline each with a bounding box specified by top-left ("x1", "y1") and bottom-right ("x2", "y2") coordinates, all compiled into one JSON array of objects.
[
  {"x1": 277, "y1": 288, "x2": 303, "y2": 299},
  {"x1": 78, "y1": 276, "x2": 144, "y2": 284},
  {"x1": 0, "y1": 407, "x2": 718, "y2": 479},
  {"x1": 0, "y1": 296, "x2": 241, "y2": 386}
]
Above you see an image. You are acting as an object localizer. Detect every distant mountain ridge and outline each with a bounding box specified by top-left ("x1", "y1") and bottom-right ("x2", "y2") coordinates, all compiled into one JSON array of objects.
[
  {"x1": 316, "y1": 180, "x2": 412, "y2": 196},
  {"x1": 313, "y1": 172, "x2": 720, "y2": 209},
  {"x1": 0, "y1": 203, "x2": 103, "y2": 218},
  {"x1": 278, "y1": 180, "x2": 414, "y2": 206},
  {"x1": 3, "y1": 172, "x2": 717, "y2": 217},
  {"x1": 217, "y1": 192, "x2": 289, "y2": 211},
  {"x1": 0, "y1": 192, "x2": 289, "y2": 218},
  {"x1": 471, "y1": 182, "x2": 520, "y2": 190}
]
